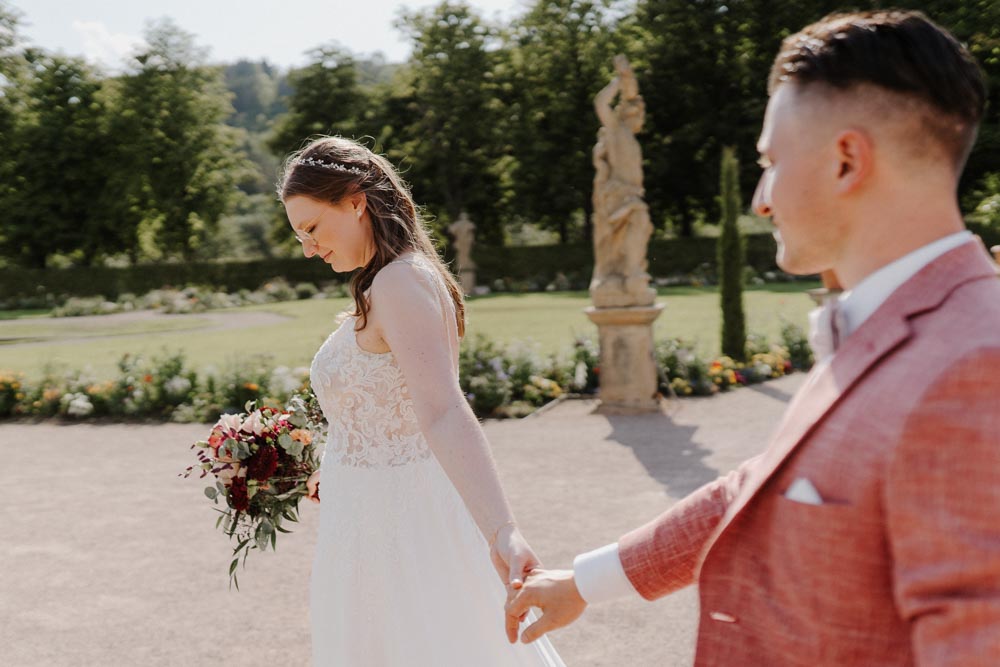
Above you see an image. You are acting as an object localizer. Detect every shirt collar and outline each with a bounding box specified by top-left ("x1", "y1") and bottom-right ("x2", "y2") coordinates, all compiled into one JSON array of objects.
[{"x1": 836, "y1": 231, "x2": 973, "y2": 338}]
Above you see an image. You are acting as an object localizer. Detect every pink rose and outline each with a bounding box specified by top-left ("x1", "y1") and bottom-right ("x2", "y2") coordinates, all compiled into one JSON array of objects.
[
  {"x1": 241, "y1": 410, "x2": 265, "y2": 436},
  {"x1": 216, "y1": 413, "x2": 242, "y2": 433}
]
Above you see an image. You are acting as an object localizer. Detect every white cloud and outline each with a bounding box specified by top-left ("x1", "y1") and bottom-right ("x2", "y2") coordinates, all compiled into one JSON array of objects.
[{"x1": 72, "y1": 20, "x2": 145, "y2": 71}]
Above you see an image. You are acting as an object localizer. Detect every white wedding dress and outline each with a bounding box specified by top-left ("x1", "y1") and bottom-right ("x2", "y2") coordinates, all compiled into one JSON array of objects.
[{"x1": 309, "y1": 253, "x2": 565, "y2": 666}]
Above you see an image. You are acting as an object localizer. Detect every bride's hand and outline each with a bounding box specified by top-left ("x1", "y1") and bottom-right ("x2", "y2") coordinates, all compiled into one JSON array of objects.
[
  {"x1": 490, "y1": 524, "x2": 540, "y2": 641},
  {"x1": 306, "y1": 470, "x2": 321, "y2": 504},
  {"x1": 490, "y1": 524, "x2": 539, "y2": 588}
]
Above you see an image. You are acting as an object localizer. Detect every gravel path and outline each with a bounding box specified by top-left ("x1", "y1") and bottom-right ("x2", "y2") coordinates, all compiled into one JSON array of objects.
[{"x1": 0, "y1": 373, "x2": 805, "y2": 667}]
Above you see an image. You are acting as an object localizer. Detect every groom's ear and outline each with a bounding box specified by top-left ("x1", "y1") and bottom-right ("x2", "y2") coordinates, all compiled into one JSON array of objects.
[{"x1": 833, "y1": 128, "x2": 873, "y2": 194}]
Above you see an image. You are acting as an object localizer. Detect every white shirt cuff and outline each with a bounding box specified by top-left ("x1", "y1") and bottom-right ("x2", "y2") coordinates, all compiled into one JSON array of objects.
[{"x1": 572, "y1": 542, "x2": 639, "y2": 605}]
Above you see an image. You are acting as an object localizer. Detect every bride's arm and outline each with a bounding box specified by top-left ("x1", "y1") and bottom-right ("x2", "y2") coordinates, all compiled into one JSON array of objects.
[{"x1": 371, "y1": 264, "x2": 539, "y2": 589}]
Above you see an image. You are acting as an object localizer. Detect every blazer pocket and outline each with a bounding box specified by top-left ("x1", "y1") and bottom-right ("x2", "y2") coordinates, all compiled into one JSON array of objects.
[
  {"x1": 771, "y1": 495, "x2": 883, "y2": 607},
  {"x1": 773, "y1": 495, "x2": 861, "y2": 568}
]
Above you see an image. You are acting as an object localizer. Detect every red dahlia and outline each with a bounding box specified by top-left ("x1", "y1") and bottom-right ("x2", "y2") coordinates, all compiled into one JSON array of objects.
[
  {"x1": 229, "y1": 477, "x2": 250, "y2": 512},
  {"x1": 245, "y1": 444, "x2": 280, "y2": 481}
]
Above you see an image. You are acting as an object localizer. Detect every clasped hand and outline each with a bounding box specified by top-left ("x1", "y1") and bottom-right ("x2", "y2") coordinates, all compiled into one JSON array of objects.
[{"x1": 503, "y1": 568, "x2": 587, "y2": 644}]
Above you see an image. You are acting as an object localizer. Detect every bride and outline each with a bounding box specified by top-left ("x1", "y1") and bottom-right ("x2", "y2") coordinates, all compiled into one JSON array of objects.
[{"x1": 278, "y1": 136, "x2": 565, "y2": 666}]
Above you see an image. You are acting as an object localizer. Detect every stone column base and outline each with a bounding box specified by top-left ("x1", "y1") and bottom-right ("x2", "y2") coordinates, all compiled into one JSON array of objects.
[
  {"x1": 458, "y1": 268, "x2": 477, "y2": 295},
  {"x1": 585, "y1": 303, "x2": 665, "y2": 414}
]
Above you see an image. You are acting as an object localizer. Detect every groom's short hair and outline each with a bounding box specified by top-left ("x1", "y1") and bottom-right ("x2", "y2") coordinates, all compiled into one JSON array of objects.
[{"x1": 769, "y1": 10, "x2": 986, "y2": 168}]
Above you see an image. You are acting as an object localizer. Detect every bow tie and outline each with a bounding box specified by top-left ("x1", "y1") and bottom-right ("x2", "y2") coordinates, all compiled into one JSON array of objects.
[{"x1": 808, "y1": 297, "x2": 848, "y2": 362}]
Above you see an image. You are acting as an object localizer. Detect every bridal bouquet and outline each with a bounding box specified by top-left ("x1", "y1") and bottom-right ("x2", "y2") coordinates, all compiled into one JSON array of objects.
[{"x1": 181, "y1": 392, "x2": 326, "y2": 589}]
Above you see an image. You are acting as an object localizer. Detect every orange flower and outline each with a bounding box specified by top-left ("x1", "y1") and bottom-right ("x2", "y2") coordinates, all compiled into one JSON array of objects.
[
  {"x1": 143, "y1": 374, "x2": 153, "y2": 383},
  {"x1": 244, "y1": 382, "x2": 259, "y2": 392},
  {"x1": 290, "y1": 428, "x2": 313, "y2": 445}
]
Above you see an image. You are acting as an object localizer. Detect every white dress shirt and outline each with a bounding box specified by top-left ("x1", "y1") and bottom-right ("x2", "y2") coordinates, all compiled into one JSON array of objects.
[{"x1": 572, "y1": 231, "x2": 974, "y2": 605}]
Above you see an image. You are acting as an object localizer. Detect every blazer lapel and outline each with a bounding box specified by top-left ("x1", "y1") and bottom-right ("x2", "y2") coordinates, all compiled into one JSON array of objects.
[{"x1": 707, "y1": 240, "x2": 998, "y2": 543}]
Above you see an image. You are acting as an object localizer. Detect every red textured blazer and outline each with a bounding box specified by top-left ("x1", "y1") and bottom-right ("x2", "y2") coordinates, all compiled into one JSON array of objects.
[{"x1": 618, "y1": 241, "x2": 1000, "y2": 666}]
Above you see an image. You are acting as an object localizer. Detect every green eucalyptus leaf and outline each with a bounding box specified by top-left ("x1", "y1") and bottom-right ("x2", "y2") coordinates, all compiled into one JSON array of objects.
[{"x1": 204, "y1": 487, "x2": 218, "y2": 499}]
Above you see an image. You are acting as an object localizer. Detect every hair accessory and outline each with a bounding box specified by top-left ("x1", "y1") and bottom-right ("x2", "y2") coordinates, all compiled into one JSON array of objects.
[{"x1": 296, "y1": 156, "x2": 365, "y2": 176}]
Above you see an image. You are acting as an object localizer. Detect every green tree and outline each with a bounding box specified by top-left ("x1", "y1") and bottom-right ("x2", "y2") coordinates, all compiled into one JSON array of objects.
[
  {"x1": 0, "y1": 1, "x2": 27, "y2": 266},
  {"x1": 224, "y1": 59, "x2": 281, "y2": 133},
  {"x1": 108, "y1": 19, "x2": 250, "y2": 262},
  {"x1": 2, "y1": 52, "x2": 112, "y2": 267},
  {"x1": 267, "y1": 45, "x2": 368, "y2": 157},
  {"x1": 392, "y1": 2, "x2": 509, "y2": 244},
  {"x1": 631, "y1": 0, "x2": 843, "y2": 236},
  {"x1": 718, "y1": 146, "x2": 746, "y2": 361},
  {"x1": 505, "y1": 0, "x2": 624, "y2": 243}
]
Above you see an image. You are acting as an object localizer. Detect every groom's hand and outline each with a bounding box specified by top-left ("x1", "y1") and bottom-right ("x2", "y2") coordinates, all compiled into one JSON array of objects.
[{"x1": 505, "y1": 569, "x2": 587, "y2": 644}]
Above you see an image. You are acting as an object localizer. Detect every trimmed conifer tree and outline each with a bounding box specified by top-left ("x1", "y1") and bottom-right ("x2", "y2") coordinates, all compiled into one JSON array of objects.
[{"x1": 718, "y1": 146, "x2": 747, "y2": 361}]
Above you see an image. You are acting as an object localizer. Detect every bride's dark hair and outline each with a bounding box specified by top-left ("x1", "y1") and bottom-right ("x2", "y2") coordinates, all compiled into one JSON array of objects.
[{"x1": 277, "y1": 136, "x2": 465, "y2": 337}]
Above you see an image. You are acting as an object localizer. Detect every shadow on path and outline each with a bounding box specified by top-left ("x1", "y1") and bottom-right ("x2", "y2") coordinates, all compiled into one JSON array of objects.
[
  {"x1": 601, "y1": 408, "x2": 719, "y2": 499},
  {"x1": 746, "y1": 381, "x2": 795, "y2": 403}
]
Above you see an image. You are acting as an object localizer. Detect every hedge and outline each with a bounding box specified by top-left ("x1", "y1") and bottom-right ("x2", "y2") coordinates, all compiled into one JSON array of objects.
[{"x1": 3, "y1": 224, "x2": 996, "y2": 302}]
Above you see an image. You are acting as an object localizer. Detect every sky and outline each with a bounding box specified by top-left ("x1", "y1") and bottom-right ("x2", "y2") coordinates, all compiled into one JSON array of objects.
[{"x1": 12, "y1": 0, "x2": 529, "y2": 71}]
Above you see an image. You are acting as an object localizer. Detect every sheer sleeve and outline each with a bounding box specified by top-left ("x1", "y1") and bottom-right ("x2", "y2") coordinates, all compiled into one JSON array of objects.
[{"x1": 370, "y1": 258, "x2": 515, "y2": 539}]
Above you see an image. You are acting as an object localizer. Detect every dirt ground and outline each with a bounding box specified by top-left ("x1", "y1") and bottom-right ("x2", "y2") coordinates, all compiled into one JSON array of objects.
[{"x1": 0, "y1": 373, "x2": 805, "y2": 667}]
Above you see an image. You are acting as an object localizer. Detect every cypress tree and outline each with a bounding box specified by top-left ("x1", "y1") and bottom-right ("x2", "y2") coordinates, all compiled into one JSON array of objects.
[{"x1": 718, "y1": 146, "x2": 747, "y2": 361}]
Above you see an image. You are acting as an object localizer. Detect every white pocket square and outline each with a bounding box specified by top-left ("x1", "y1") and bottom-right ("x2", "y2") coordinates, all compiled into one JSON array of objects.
[{"x1": 784, "y1": 477, "x2": 824, "y2": 506}]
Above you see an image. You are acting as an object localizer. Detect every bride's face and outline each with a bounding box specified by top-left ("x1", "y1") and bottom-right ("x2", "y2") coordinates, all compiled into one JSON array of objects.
[{"x1": 284, "y1": 195, "x2": 372, "y2": 273}]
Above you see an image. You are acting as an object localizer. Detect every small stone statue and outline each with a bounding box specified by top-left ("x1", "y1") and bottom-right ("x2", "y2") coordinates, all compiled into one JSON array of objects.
[
  {"x1": 590, "y1": 55, "x2": 656, "y2": 308},
  {"x1": 448, "y1": 212, "x2": 477, "y2": 294}
]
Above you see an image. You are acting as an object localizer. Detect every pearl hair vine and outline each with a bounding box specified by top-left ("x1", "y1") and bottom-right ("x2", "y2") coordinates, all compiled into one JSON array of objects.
[{"x1": 296, "y1": 156, "x2": 366, "y2": 176}]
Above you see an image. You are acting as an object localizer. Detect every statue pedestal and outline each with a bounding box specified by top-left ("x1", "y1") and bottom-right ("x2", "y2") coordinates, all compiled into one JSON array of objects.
[
  {"x1": 458, "y1": 268, "x2": 477, "y2": 296},
  {"x1": 585, "y1": 303, "x2": 665, "y2": 414}
]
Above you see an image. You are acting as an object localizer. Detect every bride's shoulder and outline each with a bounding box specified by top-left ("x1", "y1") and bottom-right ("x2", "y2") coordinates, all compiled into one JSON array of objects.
[{"x1": 371, "y1": 252, "x2": 437, "y2": 299}]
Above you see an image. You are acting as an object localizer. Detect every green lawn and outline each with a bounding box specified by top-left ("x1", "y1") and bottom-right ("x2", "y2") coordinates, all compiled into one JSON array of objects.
[
  {"x1": 0, "y1": 309, "x2": 53, "y2": 320},
  {"x1": 0, "y1": 315, "x2": 214, "y2": 342},
  {"x1": 0, "y1": 283, "x2": 819, "y2": 380}
]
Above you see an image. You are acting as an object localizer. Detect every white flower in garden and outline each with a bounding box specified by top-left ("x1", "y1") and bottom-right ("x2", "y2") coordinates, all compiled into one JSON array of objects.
[
  {"x1": 573, "y1": 361, "x2": 588, "y2": 390},
  {"x1": 66, "y1": 393, "x2": 94, "y2": 417},
  {"x1": 241, "y1": 409, "x2": 265, "y2": 436},
  {"x1": 164, "y1": 375, "x2": 192, "y2": 398},
  {"x1": 269, "y1": 366, "x2": 301, "y2": 396}
]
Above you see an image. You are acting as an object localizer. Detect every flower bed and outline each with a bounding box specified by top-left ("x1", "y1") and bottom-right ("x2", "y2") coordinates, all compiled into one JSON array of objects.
[
  {"x1": 45, "y1": 278, "x2": 341, "y2": 317},
  {"x1": 0, "y1": 326, "x2": 812, "y2": 422}
]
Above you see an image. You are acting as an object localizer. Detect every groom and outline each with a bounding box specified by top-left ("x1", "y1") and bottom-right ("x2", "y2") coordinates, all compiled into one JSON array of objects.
[{"x1": 506, "y1": 10, "x2": 1000, "y2": 665}]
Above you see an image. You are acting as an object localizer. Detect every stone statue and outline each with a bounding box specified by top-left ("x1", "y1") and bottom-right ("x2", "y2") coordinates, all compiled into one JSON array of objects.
[
  {"x1": 590, "y1": 55, "x2": 656, "y2": 308},
  {"x1": 448, "y1": 212, "x2": 477, "y2": 294}
]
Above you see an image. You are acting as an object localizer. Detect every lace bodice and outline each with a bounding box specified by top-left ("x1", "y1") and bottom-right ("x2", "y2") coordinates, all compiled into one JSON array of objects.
[{"x1": 309, "y1": 254, "x2": 458, "y2": 468}]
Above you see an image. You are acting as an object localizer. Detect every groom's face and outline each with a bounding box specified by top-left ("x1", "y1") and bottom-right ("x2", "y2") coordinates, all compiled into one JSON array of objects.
[{"x1": 752, "y1": 84, "x2": 849, "y2": 276}]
